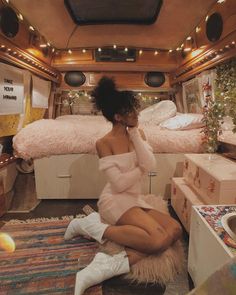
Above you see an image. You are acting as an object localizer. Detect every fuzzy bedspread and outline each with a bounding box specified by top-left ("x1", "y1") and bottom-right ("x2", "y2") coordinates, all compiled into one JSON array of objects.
[{"x1": 13, "y1": 115, "x2": 206, "y2": 160}]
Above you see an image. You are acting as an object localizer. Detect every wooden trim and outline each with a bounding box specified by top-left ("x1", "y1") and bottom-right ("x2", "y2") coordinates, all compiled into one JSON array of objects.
[
  {"x1": 0, "y1": 36, "x2": 61, "y2": 83},
  {"x1": 170, "y1": 31, "x2": 236, "y2": 84}
]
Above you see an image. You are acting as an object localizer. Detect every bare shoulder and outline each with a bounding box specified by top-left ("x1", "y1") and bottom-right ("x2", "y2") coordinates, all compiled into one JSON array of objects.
[
  {"x1": 96, "y1": 136, "x2": 113, "y2": 158},
  {"x1": 138, "y1": 128, "x2": 147, "y2": 140}
]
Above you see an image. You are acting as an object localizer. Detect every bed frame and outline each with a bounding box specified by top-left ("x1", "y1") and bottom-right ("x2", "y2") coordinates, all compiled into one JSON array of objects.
[{"x1": 34, "y1": 153, "x2": 185, "y2": 200}]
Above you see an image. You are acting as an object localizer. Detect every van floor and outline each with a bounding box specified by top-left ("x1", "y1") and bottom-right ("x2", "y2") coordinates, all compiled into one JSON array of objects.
[{"x1": 0, "y1": 173, "x2": 194, "y2": 295}]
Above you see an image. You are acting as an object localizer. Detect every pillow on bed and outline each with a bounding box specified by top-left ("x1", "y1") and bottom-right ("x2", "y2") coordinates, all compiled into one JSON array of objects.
[
  {"x1": 160, "y1": 113, "x2": 204, "y2": 130},
  {"x1": 139, "y1": 100, "x2": 177, "y2": 125}
]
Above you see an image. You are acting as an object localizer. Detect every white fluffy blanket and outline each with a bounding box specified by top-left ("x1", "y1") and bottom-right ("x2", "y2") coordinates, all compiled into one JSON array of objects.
[{"x1": 13, "y1": 115, "x2": 205, "y2": 160}]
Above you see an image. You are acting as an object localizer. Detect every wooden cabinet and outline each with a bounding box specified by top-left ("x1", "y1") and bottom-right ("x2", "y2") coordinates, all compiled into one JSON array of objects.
[{"x1": 183, "y1": 154, "x2": 236, "y2": 204}]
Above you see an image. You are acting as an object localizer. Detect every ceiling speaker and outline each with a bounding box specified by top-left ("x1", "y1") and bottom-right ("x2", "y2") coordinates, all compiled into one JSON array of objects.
[
  {"x1": 206, "y1": 13, "x2": 223, "y2": 42},
  {"x1": 144, "y1": 72, "x2": 165, "y2": 87},
  {"x1": 64, "y1": 72, "x2": 86, "y2": 87},
  {"x1": 0, "y1": 7, "x2": 19, "y2": 38}
]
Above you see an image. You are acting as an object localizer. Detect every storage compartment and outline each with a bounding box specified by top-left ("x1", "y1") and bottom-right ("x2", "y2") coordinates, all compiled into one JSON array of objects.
[
  {"x1": 171, "y1": 177, "x2": 203, "y2": 232},
  {"x1": 34, "y1": 153, "x2": 184, "y2": 199},
  {"x1": 34, "y1": 154, "x2": 107, "y2": 199},
  {"x1": 183, "y1": 153, "x2": 236, "y2": 204}
]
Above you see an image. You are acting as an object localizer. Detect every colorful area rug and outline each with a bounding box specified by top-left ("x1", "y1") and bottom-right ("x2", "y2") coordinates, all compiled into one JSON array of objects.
[{"x1": 0, "y1": 216, "x2": 102, "y2": 295}]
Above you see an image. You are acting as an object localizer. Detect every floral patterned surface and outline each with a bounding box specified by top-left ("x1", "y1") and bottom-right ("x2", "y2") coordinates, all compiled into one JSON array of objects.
[{"x1": 197, "y1": 205, "x2": 236, "y2": 255}]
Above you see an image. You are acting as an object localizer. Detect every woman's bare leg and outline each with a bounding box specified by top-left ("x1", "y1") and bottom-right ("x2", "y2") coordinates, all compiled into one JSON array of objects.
[
  {"x1": 102, "y1": 207, "x2": 173, "y2": 255},
  {"x1": 123, "y1": 210, "x2": 183, "y2": 266},
  {"x1": 145, "y1": 209, "x2": 182, "y2": 244},
  {"x1": 125, "y1": 247, "x2": 147, "y2": 265}
]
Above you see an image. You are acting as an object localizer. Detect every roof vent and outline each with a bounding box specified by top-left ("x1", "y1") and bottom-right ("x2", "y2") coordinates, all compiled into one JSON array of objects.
[{"x1": 64, "y1": 0, "x2": 163, "y2": 25}]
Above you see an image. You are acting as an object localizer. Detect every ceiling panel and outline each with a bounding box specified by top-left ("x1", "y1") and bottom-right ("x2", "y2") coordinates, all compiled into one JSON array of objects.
[{"x1": 11, "y1": 0, "x2": 216, "y2": 50}]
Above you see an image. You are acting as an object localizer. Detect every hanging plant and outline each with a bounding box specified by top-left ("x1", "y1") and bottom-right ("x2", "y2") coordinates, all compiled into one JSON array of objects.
[
  {"x1": 201, "y1": 81, "x2": 225, "y2": 153},
  {"x1": 201, "y1": 57, "x2": 236, "y2": 153},
  {"x1": 215, "y1": 57, "x2": 236, "y2": 132}
]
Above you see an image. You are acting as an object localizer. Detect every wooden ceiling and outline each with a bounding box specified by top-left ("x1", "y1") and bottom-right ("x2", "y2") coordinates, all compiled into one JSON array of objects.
[{"x1": 11, "y1": 0, "x2": 216, "y2": 50}]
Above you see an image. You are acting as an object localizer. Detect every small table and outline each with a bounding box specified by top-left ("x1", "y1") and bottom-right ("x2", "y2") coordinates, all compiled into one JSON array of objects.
[{"x1": 188, "y1": 205, "x2": 236, "y2": 287}]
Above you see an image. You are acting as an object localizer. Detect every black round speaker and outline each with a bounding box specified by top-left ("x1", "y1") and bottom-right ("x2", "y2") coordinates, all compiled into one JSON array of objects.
[
  {"x1": 206, "y1": 13, "x2": 223, "y2": 42},
  {"x1": 64, "y1": 71, "x2": 86, "y2": 87},
  {"x1": 144, "y1": 72, "x2": 165, "y2": 87},
  {"x1": 0, "y1": 7, "x2": 19, "y2": 38}
]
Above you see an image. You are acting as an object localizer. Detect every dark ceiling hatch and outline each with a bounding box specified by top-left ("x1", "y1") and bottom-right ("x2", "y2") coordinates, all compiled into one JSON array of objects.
[{"x1": 64, "y1": 0, "x2": 163, "y2": 25}]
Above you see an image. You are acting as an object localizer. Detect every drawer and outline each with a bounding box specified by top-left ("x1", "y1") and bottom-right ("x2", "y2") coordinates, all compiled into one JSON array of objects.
[
  {"x1": 183, "y1": 153, "x2": 236, "y2": 204},
  {"x1": 171, "y1": 177, "x2": 204, "y2": 232},
  {"x1": 34, "y1": 154, "x2": 107, "y2": 199}
]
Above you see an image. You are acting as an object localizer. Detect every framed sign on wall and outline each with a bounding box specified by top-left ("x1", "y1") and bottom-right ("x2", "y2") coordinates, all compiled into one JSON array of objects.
[{"x1": 0, "y1": 63, "x2": 24, "y2": 115}]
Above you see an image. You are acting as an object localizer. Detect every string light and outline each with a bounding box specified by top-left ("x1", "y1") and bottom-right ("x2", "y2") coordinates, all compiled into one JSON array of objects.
[
  {"x1": 196, "y1": 26, "x2": 201, "y2": 33},
  {"x1": 18, "y1": 13, "x2": 23, "y2": 21}
]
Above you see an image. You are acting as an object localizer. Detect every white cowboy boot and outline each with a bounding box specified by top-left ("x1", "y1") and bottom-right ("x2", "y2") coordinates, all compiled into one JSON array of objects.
[
  {"x1": 74, "y1": 251, "x2": 130, "y2": 295},
  {"x1": 64, "y1": 212, "x2": 109, "y2": 244}
]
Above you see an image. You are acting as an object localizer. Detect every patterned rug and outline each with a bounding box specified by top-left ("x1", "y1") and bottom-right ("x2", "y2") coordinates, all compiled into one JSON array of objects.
[{"x1": 0, "y1": 216, "x2": 102, "y2": 295}]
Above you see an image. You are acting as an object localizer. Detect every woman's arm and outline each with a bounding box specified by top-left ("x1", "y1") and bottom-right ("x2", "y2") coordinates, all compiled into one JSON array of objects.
[
  {"x1": 102, "y1": 165, "x2": 142, "y2": 193},
  {"x1": 96, "y1": 138, "x2": 142, "y2": 193},
  {"x1": 128, "y1": 127, "x2": 156, "y2": 172}
]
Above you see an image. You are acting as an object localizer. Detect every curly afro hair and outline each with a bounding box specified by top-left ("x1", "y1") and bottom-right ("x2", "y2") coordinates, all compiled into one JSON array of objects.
[{"x1": 91, "y1": 76, "x2": 140, "y2": 122}]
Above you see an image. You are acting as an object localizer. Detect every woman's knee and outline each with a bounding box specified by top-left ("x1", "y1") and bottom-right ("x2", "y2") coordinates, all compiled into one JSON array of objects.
[
  {"x1": 145, "y1": 232, "x2": 171, "y2": 254},
  {"x1": 171, "y1": 222, "x2": 182, "y2": 241}
]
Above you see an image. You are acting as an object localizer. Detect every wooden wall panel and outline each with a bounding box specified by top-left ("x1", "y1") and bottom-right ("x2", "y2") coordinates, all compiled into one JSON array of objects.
[
  {"x1": 53, "y1": 50, "x2": 178, "y2": 73},
  {"x1": 171, "y1": 0, "x2": 236, "y2": 83},
  {"x1": 59, "y1": 71, "x2": 171, "y2": 91}
]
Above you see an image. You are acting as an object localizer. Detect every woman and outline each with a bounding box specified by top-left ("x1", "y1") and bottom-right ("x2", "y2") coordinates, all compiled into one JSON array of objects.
[{"x1": 64, "y1": 77, "x2": 182, "y2": 295}]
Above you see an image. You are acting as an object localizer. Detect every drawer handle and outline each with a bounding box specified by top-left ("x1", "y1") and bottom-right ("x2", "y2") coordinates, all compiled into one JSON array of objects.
[
  {"x1": 148, "y1": 171, "x2": 157, "y2": 177},
  {"x1": 57, "y1": 174, "x2": 72, "y2": 178}
]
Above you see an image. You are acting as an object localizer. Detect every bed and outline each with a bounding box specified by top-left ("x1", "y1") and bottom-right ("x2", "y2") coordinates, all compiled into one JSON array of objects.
[
  {"x1": 13, "y1": 109, "x2": 236, "y2": 200},
  {"x1": 12, "y1": 112, "x2": 206, "y2": 199},
  {"x1": 13, "y1": 114, "x2": 204, "y2": 160}
]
